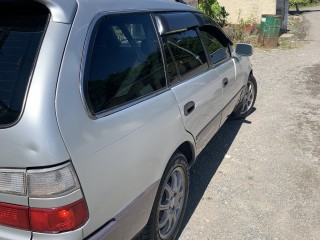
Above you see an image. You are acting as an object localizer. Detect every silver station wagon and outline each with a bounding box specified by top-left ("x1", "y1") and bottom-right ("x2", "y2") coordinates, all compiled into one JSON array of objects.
[{"x1": 0, "y1": 0, "x2": 257, "y2": 239}]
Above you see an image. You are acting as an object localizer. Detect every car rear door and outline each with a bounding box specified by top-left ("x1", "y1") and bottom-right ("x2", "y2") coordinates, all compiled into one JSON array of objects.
[{"x1": 156, "y1": 13, "x2": 223, "y2": 153}]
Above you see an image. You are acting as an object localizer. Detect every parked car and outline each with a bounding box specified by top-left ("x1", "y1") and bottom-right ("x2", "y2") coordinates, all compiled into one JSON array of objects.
[{"x1": 0, "y1": 0, "x2": 257, "y2": 239}]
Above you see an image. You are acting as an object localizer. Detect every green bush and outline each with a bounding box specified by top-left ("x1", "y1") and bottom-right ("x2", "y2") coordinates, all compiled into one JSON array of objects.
[
  {"x1": 289, "y1": 0, "x2": 320, "y2": 6},
  {"x1": 198, "y1": 0, "x2": 229, "y2": 26}
]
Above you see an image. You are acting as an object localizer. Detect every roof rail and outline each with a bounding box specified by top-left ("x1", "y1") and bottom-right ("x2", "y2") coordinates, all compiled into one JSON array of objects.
[{"x1": 35, "y1": 0, "x2": 78, "y2": 23}]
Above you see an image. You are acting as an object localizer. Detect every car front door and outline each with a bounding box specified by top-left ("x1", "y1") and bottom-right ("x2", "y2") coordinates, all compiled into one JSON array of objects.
[{"x1": 199, "y1": 26, "x2": 243, "y2": 123}]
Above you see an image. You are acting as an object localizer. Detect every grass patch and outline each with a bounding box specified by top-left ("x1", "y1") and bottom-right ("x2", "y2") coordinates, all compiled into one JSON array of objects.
[
  {"x1": 279, "y1": 40, "x2": 309, "y2": 50},
  {"x1": 289, "y1": 2, "x2": 320, "y2": 10}
]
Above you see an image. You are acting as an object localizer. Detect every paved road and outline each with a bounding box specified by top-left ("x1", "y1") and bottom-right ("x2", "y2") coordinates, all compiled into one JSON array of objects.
[{"x1": 179, "y1": 8, "x2": 320, "y2": 240}]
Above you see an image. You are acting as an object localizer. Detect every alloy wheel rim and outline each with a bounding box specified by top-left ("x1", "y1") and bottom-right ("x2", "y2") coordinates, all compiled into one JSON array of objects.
[
  {"x1": 240, "y1": 81, "x2": 255, "y2": 115},
  {"x1": 157, "y1": 167, "x2": 186, "y2": 239}
]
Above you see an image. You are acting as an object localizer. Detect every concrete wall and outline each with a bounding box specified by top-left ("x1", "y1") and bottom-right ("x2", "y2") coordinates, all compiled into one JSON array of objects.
[{"x1": 218, "y1": 0, "x2": 277, "y2": 24}]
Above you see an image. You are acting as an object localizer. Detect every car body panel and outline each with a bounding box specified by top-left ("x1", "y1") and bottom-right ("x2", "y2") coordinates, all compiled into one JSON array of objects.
[
  {"x1": 170, "y1": 69, "x2": 223, "y2": 149},
  {"x1": 0, "y1": 226, "x2": 31, "y2": 240},
  {"x1": 195, "y1": 112, "x2": 221, "y2": 154},
  {"x1": 35, "y1": 0, "x2": 78, "y2": 23},
  {"x1": 0, "y1": 192, "x2": 28, "y2": 206},
  {"x1": 56, "y1": 87, "x2": 194, "y2": 237},
  {"x1": 86, "y1": 180, "x2": 160, "y2": 240},
  {"x1": 32, "y1": 228, "x2": 83, "y2": 240},
  {"x1": 219, "y1": 59, "x2": 238, "y2": 109},
  {"x1": 219, "y1": 58, "x2": 246, "y2": 123}
]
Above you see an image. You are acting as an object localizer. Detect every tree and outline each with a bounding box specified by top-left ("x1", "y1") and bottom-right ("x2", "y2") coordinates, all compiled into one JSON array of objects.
[
  {"x1": 289, "y1": 0, "x2": 320, "y2": 12},
  {"x1": 198, "y1": 0, "x2": 229, "y2": 26},
  {"x1": 290, "y1": 0, "x2": 305, "y2": 12}
]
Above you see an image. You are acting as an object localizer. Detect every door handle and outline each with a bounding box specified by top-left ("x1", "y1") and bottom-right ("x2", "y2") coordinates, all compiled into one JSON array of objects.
[
  {"x1": 184, "y1": 101, "x2": 195, "y2": 116},
  {"x1": 222, "y1": 78, "x2": 228, "y2": 87}
]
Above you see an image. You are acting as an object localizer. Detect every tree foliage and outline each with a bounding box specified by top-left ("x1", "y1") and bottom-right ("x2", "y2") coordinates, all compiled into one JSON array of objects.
[
  {"x1": 289, "y1": 0, "x2": 320, "y2": 12},
  {"x1": 289, "y1": 0, "x2": 320, "y2": 6},
  {"x1": 198, "y1": 0, "x2": 229, "y2": 26}
]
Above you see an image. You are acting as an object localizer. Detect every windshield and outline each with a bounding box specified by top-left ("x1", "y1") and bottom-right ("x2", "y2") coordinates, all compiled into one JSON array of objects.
[{"x1": 0, "y1": 2, "x2": 49, "y2": 126}]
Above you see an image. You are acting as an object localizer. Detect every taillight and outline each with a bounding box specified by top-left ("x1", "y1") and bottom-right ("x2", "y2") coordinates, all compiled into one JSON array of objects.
[
  {"x1": 0, "y1": 162, "x2": 89, "y2": 233},
  {"x1": 0, "y1": 170, "x2": 26, "y2": 195},
  {"x1": 30, "y1": 199, "x2": 89, "y2": 233},
  {"x1": 27, "y1": 163, "x2": 80, "y2": 197},
  {"x1": 0, "y1": 202, "x2": 30, "y2": 230}
]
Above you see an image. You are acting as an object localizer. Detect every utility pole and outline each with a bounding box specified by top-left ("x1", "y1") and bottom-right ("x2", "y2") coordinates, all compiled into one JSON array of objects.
[{"x1": 276, "y1": 0, "x2": 289, "y2": 33}]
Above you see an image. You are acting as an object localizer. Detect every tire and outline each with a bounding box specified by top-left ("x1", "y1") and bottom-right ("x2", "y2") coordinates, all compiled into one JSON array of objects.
[
  {"x1": 232, "y1": 74, "x2": 257, "y2": 119},
  {"x1": 137, "y1": 152, "x2": 190, "y2": 240}
]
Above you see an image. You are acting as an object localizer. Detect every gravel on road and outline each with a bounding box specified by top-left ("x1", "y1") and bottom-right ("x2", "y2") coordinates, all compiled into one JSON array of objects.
[{"x1": 179, "y1": 8, "x2": 320, "y2": 240}]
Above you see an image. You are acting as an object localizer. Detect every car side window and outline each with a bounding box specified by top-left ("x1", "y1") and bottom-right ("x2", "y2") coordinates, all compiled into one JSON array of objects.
[
  {"x1": 163, "y1": 42, "x2": 179, "y2": 83},
  {"x1": 199, "y1": 28, "x2": 230, "y2": 65},
  {"x1": 85, "y1": 14, "x2": 166, "y2": 114},
  {"x1": 163, "y1": 29, "x2": 208, "y2": 84},
  {"x1": 113, "y1": 23, "x2": 145, "y2": 47}
]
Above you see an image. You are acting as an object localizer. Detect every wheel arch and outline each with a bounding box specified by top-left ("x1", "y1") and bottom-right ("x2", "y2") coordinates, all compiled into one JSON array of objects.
[
  {"x1": 136, "y1": 142, "x2": 193, "y2": 240},
  {"x1": 176, "y1": 141, "x2": 196, "y2": 166}
]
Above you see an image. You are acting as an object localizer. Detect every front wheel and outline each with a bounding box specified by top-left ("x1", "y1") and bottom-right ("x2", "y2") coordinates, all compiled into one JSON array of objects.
[
  {"x1": 232, "y1": 74, "x2": 257, "y2": 118},
  {"x1": 138, "y1": 152, "x2": 189, "y2": 240}
]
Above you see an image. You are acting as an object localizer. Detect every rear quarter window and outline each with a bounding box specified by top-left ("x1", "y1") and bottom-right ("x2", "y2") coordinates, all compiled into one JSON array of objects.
[
  {"x1": 84, "y1": 14, "x2": 166, "y2": 115},
  {"x1": 0, "y1": 2, "x2": 49, "y2": 126}
]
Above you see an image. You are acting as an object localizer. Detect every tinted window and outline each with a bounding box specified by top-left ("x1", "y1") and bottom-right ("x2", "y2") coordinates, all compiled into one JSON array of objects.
[
  {"x1": 163, "y1": 29, "x2": 208, "y2": 84},
  {"x1": 163, "y1": 42, "x2": 179, "y2": 83},
  {"x1": 85, "y1": 14, "x2": 166, "y2": 114},
  {"x1": 113, "y1": 24, "x2": 145, "y2": 47},
  {"x1": 0, "y1": 3, "x2": 49, "y2": 125},
  {"x1": 200, "y1": 29, "x2": 230, "y2": 65}
]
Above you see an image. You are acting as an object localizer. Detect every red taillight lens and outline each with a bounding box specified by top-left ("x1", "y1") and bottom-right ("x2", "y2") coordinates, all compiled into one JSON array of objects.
[
  {"x1": 30, "y1": 199, "x2": 89, "y2": 233},
  {"x1": 0, "y1": 202, "x2": 30, "y2": 230}
]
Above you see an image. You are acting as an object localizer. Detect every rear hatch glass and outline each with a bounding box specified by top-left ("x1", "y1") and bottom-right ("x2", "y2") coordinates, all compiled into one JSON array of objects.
[{"x1": 0, "y1": 2, "x2": 49, "y2": 126}]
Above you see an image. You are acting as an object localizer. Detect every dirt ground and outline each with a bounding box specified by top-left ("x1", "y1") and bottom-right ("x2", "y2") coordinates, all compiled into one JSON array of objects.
[{"x1": 179, "y1": 7, "x2": 320, "y2": 240}]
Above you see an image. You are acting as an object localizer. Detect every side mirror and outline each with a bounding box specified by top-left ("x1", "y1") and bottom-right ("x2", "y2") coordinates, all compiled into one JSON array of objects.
[{"x1": 235, "y1": 43, "x2": 253, "y2": 56}]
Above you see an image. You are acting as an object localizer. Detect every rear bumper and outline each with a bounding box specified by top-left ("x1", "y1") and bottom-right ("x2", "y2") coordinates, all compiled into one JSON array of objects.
[
  {"x1": 0, "y1": 225, "x2": 31, "y2": 240},
  {"x1": 86, "y1": 180, "x2": 160, "y2": 240}
]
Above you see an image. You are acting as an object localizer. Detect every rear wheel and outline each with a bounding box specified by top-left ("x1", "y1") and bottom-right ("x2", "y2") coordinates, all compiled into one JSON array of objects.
[
  {"x1": 232, "y1": 74, "x2": 257, "y2": 118},
  {"x1": 138, "y1": 152, "x2": 189, "y2": 240}
]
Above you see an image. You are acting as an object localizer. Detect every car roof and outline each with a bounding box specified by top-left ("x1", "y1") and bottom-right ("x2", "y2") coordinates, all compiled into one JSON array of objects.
[{"x1": 35, "y1": 0, "x2": 199, "y2": 23}]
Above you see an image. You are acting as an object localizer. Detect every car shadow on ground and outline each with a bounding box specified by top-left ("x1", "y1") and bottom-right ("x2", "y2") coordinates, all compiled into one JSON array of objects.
[
  {"x1": 177, "y1": 109, "x2": 256, "y2": 238},
  {"x1": 289, "y1": 8, "x2": 320, "y2": 15}
]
